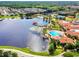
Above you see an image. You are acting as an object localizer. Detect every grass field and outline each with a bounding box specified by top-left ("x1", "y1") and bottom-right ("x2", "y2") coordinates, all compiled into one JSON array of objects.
[{"x1": 0, "y1": 15, "x2": 20, "y2": 19}]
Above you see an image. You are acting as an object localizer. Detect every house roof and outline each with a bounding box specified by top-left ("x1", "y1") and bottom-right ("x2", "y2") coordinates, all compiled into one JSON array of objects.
[
  {"x1": 66, "y1": 6, "x2": 79, "y2": 9},
  {"x1": 66, "y1": 25, "x2": 79, "y2": 29},
  {"x1": 72, "y1": 20, "x2": 79, "y2": 25},
  {"x1": 58, "y1": 11, "x2": 75, "y2": 15},
  {"x1": 60, "y1": 36, "x2": 74, "y2": 44},
  {"x1": 66, "y1": 30, "x2": 79, "y2": 36},
  {"x1": 71, "y1": 25, "x2": 79, "y2": 29},
  {"x1": 58, "y1": 20, "x2": 79, "y2": 30},
  {"x1": 58, "y1": 20, "x2": 72, "y2": 27},
  {"x1": 51, "y1": 36, "x2": 61, "y2": 40}
]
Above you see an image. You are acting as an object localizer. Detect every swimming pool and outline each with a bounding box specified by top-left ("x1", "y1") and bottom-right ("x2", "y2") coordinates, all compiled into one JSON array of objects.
[{"x1": 49, "y1": 31, "x2": 60, "y2": 36}]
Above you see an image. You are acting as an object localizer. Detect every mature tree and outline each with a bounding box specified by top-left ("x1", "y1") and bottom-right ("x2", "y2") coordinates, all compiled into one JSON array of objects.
[
  {"x1": 75, "y1": 41, "x2": 79, "y2": 52},
  {"x1": 48, "y1": 38, "x2": 57, "y2": 55},
  {"x1": 64, "y1": 44, "x2": 75, "y2": 51},
  {"x1": 48, "y1": 43, "x2": 55, "y2": 55},
  {"x1": 3, "y1": 51, "x2": 12, "y2": 57},
  {"x1": 12, "y1": 52, "x2": 18, "y2": 57},
  {"x1": 0, "y1": 50, "x2": 3, "y2": 57}
]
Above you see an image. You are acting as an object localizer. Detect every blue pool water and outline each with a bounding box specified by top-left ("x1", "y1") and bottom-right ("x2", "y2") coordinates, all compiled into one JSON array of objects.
[{"x1": 49, "y1": 31, "x2": 60, "y2": 36}]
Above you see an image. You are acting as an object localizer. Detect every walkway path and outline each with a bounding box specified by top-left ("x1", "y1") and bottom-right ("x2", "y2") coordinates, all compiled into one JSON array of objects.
[
  {"x1": 0, "y1": 48, "x2": 43, "y2": 57},
  {"x1": 0, "y1": 48, "x2": 65, "y2": 57}
]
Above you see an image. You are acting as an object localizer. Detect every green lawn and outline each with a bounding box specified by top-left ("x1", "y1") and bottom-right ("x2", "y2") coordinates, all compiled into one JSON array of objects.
[
  {"x1": 63, "y1": 52, "x2": 79, "y2": 57},
  {"x1": 0, "y1": 46, "x2": 63, "y2": 56},
  {"x1": 53, "y1": 48, "x2": 63, "y2": 56},
  {"x1": 0, "y1": 46, "x2": 49, "y2": 56},
  {"x1": 0, "y1": 15, "x2": 20, "y2": 19}
]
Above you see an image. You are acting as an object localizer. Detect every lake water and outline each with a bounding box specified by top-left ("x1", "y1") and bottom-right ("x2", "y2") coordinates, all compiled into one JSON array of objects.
[{"x1": 0, "y1": 18, "x2": 49, "y2": 52}]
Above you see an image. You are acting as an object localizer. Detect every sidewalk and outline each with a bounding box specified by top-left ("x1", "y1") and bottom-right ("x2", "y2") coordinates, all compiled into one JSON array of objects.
[{"x1": 0, "y1": 48, "x2": 42, "y2": 57}]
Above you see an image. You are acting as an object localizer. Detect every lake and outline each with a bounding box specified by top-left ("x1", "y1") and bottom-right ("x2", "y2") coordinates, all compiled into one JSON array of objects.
[{"x1": 0, "y1": 17, "x2": 49, "y2": 52}]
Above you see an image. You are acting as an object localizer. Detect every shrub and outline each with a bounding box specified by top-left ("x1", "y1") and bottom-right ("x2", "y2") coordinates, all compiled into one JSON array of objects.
[
  {"x1": 48, "y1": 38, "x2": 57, "y2": 55},
  {"x1": 43, "y1": 28, "x2": 48, "y2": 35},
  {"x1": 12, "y1": 52, "x2": 18, "y2": 57},
  {"x1": 3, "y1": 51, "x2": 11, "y2": 57},
  {"x1": 3, "y1": 51, "x2": 13, "y2": 57},
  {"x1": 48, "y1": 43, "x2": 55, "y2": 55},
  {"x1": 0, "y1": 50, "x2": 3, "y2": 57},
  {"x1": 75, "y1": 41, "x2": 79, "y2": 48},
  {"x1": 63, "y1": 52, "x2": 74, "y2": 57},
  {"x1": 56, "y1": 40, "x2": 61, "y2": 46},
  {"x1": 64, "y1": 44, "x2": 75, "y2": 50},
  {"x1": 53, "y1": 48, "x2": 63, "y2": 56},
  {"x1": 77, "y1": 48, "x2": 79, "y2": 53}
]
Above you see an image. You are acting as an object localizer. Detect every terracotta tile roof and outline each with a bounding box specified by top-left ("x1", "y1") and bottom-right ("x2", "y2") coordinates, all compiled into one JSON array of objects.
[
  {"x1": 58, "y1": 20, "x2": 79, "y2": 30},
  {"x1": 51, "y1": 36, "x2": 61, "y2": 40},
  {"x1": 60, "y1": 36, "x2": 74, "y2": 44},
  {"x1": 58, "y1": 20, "x2": 72, "y2": 27},
  {"x1": 71, "y1": 25, "x2": 79, "y2": 29},
  {"x1": 66, "y1": 30, "x2": 79, "y2": 36}
]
